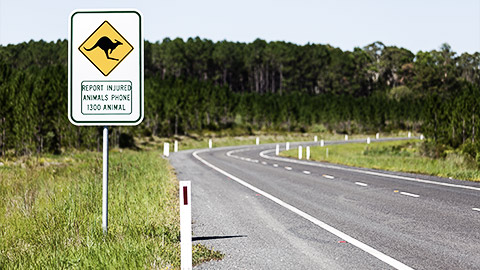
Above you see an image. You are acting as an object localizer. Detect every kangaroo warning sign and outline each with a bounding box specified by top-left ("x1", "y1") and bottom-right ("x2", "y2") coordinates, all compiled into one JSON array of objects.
[{"x1": 69, "y1": 10, "x2": 143, "y2": 126}]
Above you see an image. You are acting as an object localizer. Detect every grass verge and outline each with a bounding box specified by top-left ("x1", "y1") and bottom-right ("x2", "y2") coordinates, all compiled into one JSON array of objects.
[
  {"x1": 0, "y1": 149, "x2": 222, "y2": 269},
  {"x1": 281, "y1": 140, "x2": 480, "y2": 182},
  {"x1": 136, "y1": 131, "x2": 413, "y2": 152}
]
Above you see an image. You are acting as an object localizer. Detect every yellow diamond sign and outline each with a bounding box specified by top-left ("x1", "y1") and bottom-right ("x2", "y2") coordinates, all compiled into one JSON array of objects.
[{"x1": 79, "y1": 21, "x2": 133, "y2": 76}]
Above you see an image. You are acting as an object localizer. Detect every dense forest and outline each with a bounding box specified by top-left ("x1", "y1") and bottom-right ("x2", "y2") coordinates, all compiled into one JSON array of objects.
[{"x1": 0, "y1": 38, "x2": 479, "y2": 158}]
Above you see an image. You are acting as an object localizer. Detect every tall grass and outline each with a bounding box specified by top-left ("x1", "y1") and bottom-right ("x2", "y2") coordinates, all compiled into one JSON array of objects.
[
  {"x1": 281, "y1": 140, "x2": 480, "y2": 181},
  {"x1": 0, "y1": 150, "x2": 221, "y2": 269}
]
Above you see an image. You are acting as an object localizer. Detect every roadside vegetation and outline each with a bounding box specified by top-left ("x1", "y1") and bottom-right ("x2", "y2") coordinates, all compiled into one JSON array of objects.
[
  {"x1": 0, "y1": 149, "x2": 222, "y2": 269},
  {"x1": 281, "y1": 139, "x2": 480, "y2": 182},
  {"x1": 135, "y1": 131, "x2": 409, "y2": 152}
]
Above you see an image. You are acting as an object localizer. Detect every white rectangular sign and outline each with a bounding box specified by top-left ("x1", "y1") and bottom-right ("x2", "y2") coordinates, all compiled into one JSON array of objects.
[{"x1": 69, "y1": 9, "x2": 143, "y2": 126}]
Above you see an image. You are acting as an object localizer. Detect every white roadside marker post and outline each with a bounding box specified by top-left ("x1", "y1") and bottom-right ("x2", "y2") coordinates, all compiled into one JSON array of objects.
[
  {"x1": 174, "y1": 140, "x2": 178, "y2": 152},
  {"x1": 326, "y1": 148, "x2": 329, "y2": 158},
  {"x1": 275, "y1": 144, "x2": 280, "y2": 156},
  {"x1": 298, "y1": 146, "x2": 303, "y2": 159},
  {"x1": 420, "y1": 134, "x2": 424, "y2": 140},
  {"x1": 320, "y1": 139, "x2": 324, "y2": 147},
  {"x1": 367, "y1": 137, "x2": 371, "y2": 144},
  {"x1": 345, "y1": 134, "x2": 348, "y2": 141},
  {"x1": 163, "y1": 142, "x2": 170, "y2": 157},
  {"x1": 102, "y1": 126, "x2": 109, "y2": 234},
  {"x1": 314, "y1": 135, "x2": 318, "y2": 142},
  {"x1": 208, "y1": 139, "x2": 212, "y2": 149},
  {"x1": 408, "y1": 132, "x2": 411, "y2": 138},
  {"x1": 256, "y1": 137, "x2": 259, "y2": 145},
  {"x1": 286, "y1": 142, "x2": 290, "y2": 151},
  {"x1": 179, "y1": 181, "x2": 192, "y2": 270},
  {"x1": 306, "y1": 146, "x2": 310, "y2": 160},
  {"x1": 376, "y1": 133, "x2": 380, "y2": 139}
]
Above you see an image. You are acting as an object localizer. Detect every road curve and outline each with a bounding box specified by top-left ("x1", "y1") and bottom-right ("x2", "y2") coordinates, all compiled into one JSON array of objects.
[{"x1": 170, "y1": 139, "x2": 480, "y2": 270}]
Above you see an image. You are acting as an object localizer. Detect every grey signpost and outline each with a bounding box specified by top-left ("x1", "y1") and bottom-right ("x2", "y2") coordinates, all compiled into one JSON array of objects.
[{"x1": 69, "y1": 9, "x2": 144, "y2": 233}]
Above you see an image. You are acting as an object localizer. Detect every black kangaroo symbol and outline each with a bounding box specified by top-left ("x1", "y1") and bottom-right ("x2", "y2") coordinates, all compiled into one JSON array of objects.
[{"x1": 84, "y1": 36, "x2": 123, "y2": 61}]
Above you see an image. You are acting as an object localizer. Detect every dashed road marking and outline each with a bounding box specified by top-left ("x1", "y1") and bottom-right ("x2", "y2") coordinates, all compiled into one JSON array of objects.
[
  {"x1": 285, "y1": 167, "x2": 292, "y2": 171},
  {"x1": 355, "y1": 182, "x2": 368, "y2": 187},
  {"x1": 273, "y1": 164, "x2": 278, "y2": 167},
  {"x1": 323, "y1": 174, "x2": 334, "y2": 179},
  {"x1": 260, "y1": 148, "x2": 480, "y2": 192},
  {"x1": 399, "y1": 192, "x2": 420, "y2": 198},
  {"x1": 261, "y1": 161, "x2": 267, "y2": 165},
  {"x1": 472, "y1": 208, "x2": 480, "y2": 212},
  {"x1": 303, "y1": 171, "x2": 311, "y2": 175}
]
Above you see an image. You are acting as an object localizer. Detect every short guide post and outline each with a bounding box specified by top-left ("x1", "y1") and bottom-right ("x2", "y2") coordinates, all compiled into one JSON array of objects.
[
  {"x1": 275, "y1": 144, "x2": 280, "y2": 156},
  {"x1": 256, "y1": 137, "x2": 259, "y2": 145},
  {"x1": 298, "y1": 146, "x2": 303, "y2": 159},
  {"x1": 286, "y1": 142, "x2": 290, "y2": 151},
  {"x1": 180, "y1": 181, "x2": 192, "y2": 270},
  {"x1": 163, "y1": 142, "x2": 170, "y2": 157},
  {"x1": 208, "y1": 139, "x2": 212, "y2": 149},
  {"x1": 174, "y1": 140, "x2": 178, "y2": 152},
  {"x1": 306, "y1": 146, "x2": 310, "y2": 160},
  {"x1": 320, "y1": 139, "x2": 324, "y2": 147}
]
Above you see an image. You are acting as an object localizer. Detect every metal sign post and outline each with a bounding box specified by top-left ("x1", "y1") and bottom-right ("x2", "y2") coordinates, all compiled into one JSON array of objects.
[{"x1": 102, "y1": 126, "x2": 109, "y2": 233}]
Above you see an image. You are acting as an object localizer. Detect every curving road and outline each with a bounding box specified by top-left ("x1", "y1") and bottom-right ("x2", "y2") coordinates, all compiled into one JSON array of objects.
[{"x1": 169, "y1": 138, "x2": 480, "y2": 270}]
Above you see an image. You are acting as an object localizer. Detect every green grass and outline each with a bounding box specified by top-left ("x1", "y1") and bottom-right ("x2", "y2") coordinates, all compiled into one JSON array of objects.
[
  {"x1": 0, "y1": 149, "x2": 222, "y2": 269},
  {"x1": 281, "y1": 140, "x2": 480, "y2": 182},
  {"x1": 137, "y1": 131, "x2": 412, "y2": 152}
]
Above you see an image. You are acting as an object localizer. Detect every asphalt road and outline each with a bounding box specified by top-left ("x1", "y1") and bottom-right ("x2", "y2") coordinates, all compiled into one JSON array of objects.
[{"x1": 169, "y1": 138, "x2": 480, "y2": 270}]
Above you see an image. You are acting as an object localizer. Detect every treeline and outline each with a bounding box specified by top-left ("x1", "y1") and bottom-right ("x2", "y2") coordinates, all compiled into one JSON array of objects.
[{"x1": 0, "y1": 39, "x2": 479, "y2": 157}]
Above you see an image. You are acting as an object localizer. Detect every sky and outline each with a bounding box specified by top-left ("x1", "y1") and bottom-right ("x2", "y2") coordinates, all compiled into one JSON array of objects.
[{"x1": 0, "y1": 0, "x2": 479, "y2": 54}]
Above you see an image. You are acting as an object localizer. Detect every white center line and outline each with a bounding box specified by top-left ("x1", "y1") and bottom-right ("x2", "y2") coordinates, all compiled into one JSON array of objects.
[
  {"x1": 355, "y1": 182, "x2": 368, "y2": 187},
  {"x1": 193, "y1": 149, "x2": 414, "y2": 270},
  {"x1": 473, "y1": 208, "x2": 480, "y2": 212},
  {"x1": 285, "y1": 167, "x2": 292, "y2": 171},
  {"x1": 260, "y1": 149, "x2": 480, "y2": 192},
  {"x1": 400, "y1": 192, "x2": 420, "y2": 198},
  {"x1": 273, "y1": 164, "x2": 278, "y2": 167},
  {"x1": 323, "y1": 174, "x2": 334, "y2": 179},
  {"x1": 303, "y1": 171, "x2": 311, "y2": 175}
]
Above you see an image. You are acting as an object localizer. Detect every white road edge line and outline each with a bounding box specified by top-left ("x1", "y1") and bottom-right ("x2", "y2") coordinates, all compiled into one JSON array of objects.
[
  {"x1": 303, "y1": 171, "x2": 311, "y2": 175},
  {"x1": 193, "y1": 149, "x2": 414, "y2": 270},
  {"x1": 355, "y1": 182, "x2": 368, "y2": 187},
  {"x1": 323, "y1": 174, "x2": 334, "y2": 179},
  {"x1": 472, "y1": 208, "x2": 480, "y2": 212},
  {"x1": 399, "y1": 192, "x2": 420, "y2": 198},
  {"x1": 259, "y1": 149, "x2": 480, "y2": 192}
]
